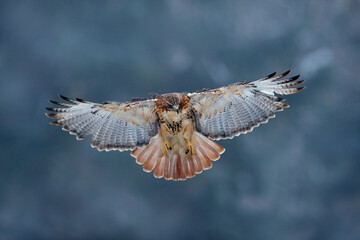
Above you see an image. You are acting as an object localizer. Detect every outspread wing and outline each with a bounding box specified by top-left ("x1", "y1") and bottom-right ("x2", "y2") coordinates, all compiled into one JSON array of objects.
[
  {"x1": 45, "y1": 96, "x2": 159, "y2": 151},
  {"x1": 189, "y1": 70, "x2": 305, "y2": 140}
]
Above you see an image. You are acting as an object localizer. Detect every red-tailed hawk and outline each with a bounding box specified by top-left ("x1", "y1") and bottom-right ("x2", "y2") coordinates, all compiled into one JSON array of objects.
[{"x1": 46, "y1": 70, "x2": 304, "y2": 181}]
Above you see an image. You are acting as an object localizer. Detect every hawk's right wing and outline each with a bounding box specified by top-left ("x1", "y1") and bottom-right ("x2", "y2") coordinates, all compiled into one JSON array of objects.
[
  {"x1": 45, "y1": 96, "x2": 159, "y2": 151},
  {"x1": 189, "y1": 70, "x2": 305, "y2": 140}
]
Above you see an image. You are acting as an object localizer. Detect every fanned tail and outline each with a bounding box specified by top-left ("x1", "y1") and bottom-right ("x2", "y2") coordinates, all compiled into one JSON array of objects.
[{"x1": 131, "y1": 132, "x2": 225, "y2": 181}]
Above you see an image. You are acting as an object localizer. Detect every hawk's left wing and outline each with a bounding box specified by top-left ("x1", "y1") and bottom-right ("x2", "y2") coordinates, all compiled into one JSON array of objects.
[
  {"x1": 189, "y1": 70, "x2": 305, "y2": 140},
  {"x1": 46, "y1": 96, "x2": 159, "y2": 151}
]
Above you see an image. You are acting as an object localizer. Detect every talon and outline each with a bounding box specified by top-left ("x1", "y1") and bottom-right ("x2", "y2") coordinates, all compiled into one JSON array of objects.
[
  {"x1": 185, "y1": 142, "x2": 196, "y2": 155},
  {"x1": 164, "y1": 140, "x2": 172, "y2": 152}
]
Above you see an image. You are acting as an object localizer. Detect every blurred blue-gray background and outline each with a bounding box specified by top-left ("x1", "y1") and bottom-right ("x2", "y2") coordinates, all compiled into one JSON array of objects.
[{"x1": 1, "y1": 1, "x2": 359, "y2": 239}]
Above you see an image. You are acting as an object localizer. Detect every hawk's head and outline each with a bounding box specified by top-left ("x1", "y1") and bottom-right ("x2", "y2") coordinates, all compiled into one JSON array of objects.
[{"x1": 158, "y1": 93, "x2": 188, "y2": 114}]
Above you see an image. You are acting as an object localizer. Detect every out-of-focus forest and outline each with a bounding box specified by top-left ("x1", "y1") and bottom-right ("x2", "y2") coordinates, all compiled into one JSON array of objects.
[{"x1": 0, "y1": 0, "x2": 359, "y2": 239}]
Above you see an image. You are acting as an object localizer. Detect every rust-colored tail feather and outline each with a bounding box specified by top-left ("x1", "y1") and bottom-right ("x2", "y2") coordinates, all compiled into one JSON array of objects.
[
  {"x1": 143, "y1": 150, "x2": 160, "y2": 173},
  {"x1": 153, "y1": 156, "x2": 166, "y2": 178},
  {"x1": 130, "y1": 132, "x2": 225, "y2": 181},
  {"x1": 194, "y1": 132, "x2": 225, "y2": 156},
  {"x1": 165, "y1": 153, "x2": 186, "y2": 180},
  {"x1": 183, "y1": 154, "x2": 195, "y2": 178},
  {"x1": 192, "y1": 154, "x2": 203, "y2": 174},
  {"x1": 196, "y1": 147, "x2": 213, "y2": 170}
]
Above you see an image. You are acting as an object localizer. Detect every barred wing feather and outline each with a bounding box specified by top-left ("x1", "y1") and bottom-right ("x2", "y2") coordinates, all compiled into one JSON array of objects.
[
  {"x1": 190, "y1": 70, "x2": 305, "y2": 140},
  {"x1": 45, "y1": 96, "x2": 159, "y2": 151}
]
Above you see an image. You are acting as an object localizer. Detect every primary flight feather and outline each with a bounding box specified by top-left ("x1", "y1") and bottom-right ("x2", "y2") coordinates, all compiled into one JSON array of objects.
[{"x1": 46, "y1": 70, "x2": 305, "y2": 181}]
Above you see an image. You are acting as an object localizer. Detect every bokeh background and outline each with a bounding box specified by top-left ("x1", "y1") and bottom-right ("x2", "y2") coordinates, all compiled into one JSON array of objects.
[{"x1": 1, "y1": 0, "x2": 359, "y2": 239}]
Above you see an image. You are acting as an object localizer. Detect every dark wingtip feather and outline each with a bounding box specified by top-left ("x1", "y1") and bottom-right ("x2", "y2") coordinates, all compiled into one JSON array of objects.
[
  {"x1": 265, "y1": 72, "x2": 276, "y2": 79},
  {"x1": 49, "y1": 120, "x2": 60, "y2": 125},
  {"x1": 269, "y1": 72, "x2": 277, "y2": 78},
  {"x1": 294, "y1": 79, "x2": 305, "y2": 85},
  {"x1": 296, "y1": 86, "x2": 306, "y2": 92},
  {"x1": 289, "y1": 74, "x2": 300, "y2": 81},
  {"x1": 279, "y1": 69, "x2": 292, "y2": 78},
  {"x1": 59, "y1": 94, "x2": 67, "y2": 100},
  {"x1": 45, "y1": 113, "x2": 58, "y2": 119},
  {"x1": 298, "y1": 79, "x2": 305, "y2": 84},
  {"x1": 59, "y1": 94, "x2": 75, "y2": 103},
  {"x1": 282, "y1": 103, "x2": 290, "y2": 108},
  {"x1": 45, "y1": 107, "x2": 56, "y2": 112},
  {"x1": 49, "y1": 99, "x2": 71, "y2": 107},
  {"x1": 75, "y1": 97, "x2": 86, "y2": 103}
]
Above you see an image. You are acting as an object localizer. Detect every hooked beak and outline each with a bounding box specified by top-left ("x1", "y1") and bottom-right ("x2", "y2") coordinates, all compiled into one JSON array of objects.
[{"x1": 173, "y1": 105, "x2": 179, "y2": 114}]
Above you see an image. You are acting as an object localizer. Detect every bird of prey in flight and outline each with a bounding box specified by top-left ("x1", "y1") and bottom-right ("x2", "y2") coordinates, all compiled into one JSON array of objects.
[{"x1": 46, "y1": 70, "x2": 304, "y2": 181}]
